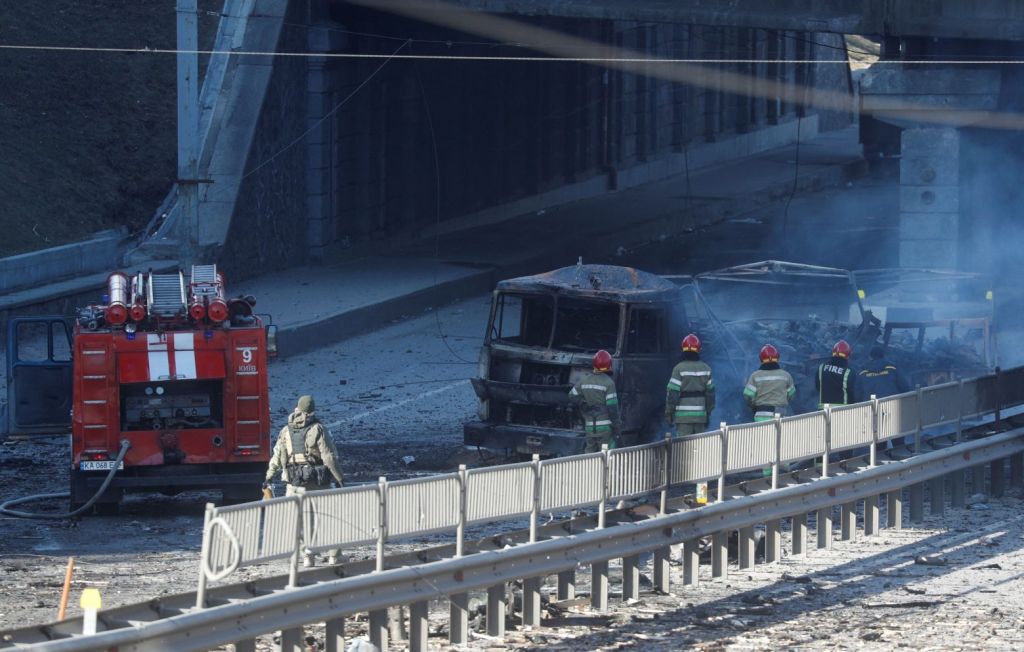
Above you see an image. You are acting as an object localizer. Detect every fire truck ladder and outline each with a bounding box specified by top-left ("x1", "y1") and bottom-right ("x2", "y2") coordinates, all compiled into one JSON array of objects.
[{"x1": 147, "y1": 271, "x2": 188, "y2": 318}]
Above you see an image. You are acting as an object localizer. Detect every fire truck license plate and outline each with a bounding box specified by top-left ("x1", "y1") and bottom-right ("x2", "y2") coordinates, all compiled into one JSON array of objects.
[{"x1": 80, "y1": 461, "x2": 124, "y2": 471}]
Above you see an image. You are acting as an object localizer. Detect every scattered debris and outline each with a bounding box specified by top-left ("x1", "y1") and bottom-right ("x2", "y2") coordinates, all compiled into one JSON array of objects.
[{"x1": 915, "y1": 555, "x2": 948, "y2": 566}]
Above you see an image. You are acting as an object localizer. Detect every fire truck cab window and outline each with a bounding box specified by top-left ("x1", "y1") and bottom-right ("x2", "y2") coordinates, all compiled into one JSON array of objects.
[
  {"x1": 626, "y1": 308, "x2": 664, "y2": 354},
  {"x1": 551, "y1": 299, "x2": 620, "y2": 351},
  {"x1": 494, "y1": 293, "x2": 553, "y2": 347},
  {"x1": 120, "y1": 379, "x2": 224, "y2": 431},
  {"x1": 15, "y1": 322, "x2": 50, "y2": 362}
]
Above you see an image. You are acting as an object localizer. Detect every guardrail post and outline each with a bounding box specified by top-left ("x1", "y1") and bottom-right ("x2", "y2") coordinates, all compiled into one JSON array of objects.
[
  {"x1": 1011, "y1": 453, "x2": 1024, "y2": 488},
  {"x1": 369, "y1": 477, "x2": 389, "y2": 652},
  {"x1": 591, "y1": 445, "x2": 610, "y2": 612},
  {"x1": 279, "y1": 628, "x2": 304, "y2": 652},
  {"x1": 623, "y1": 554, "x2": 640, "y2": 601},
  {"x1": 522, "y1": 454, "x2": 542, "y2": 628},
  {"x1": 822, "y1": 406, "x2": 832, "y2": 478},
  {"x1": 909, "y1": 483, "x2": 924, "y2": 523},
  {"x1": 930, "y1": 476, "x2": 945, "y2": 516},
  {"x1": 950, "y1": 382, "x2": 966, "y2": 508},
  {"x1": 326, "y1": 618, "x2": 345, "y2": 652},
  {"x1": 972, "y1": 464, "x2": 987, "y2": 495},
  {"x1": 864, "y1": 493, "x2": 880, "y2": 537},
  {"x1": 886, "y1": 490, "x2": 903, "y2": 529},
  {"x1": 816, "y1": 505, "x2": 832, "y2": 550},
  {"x1": 792, "y1": 511, "x2": 807, "y2": 555},
  {"x1": 234, "y1": 639, "x2": 256, "y2": 652},
  {"x1": 683, "y1": 538, "x2": 700, "y2": 586},
  {"x1": 994, "y1": 366, "x2": 1002, "y2": 427},
  {"x1": 914, "y1": 385, "x2": 924, "y2": 453},
  {"x1": 196, "y1": 503, "x2": 214, "y2": 609},
  {"x1": 450, "y1": 465, "x2": 469, "y2": 646},
  {"x1": 717, "y1": 423, "x2": 729, "y2": 502},
  {"x1": 869, "y1": 396, "x2": 879, "y2": 468},
  {"x1": 487, "y1": 583, "x2": 506, "y2": 637},
  {"x1": 653, "y1": 435, "x2": 672, "y2": 593},
  {"x1": 772, "y1": 414, "x2": 782, "y2": 490},
  {"x1": 842, "y1": 500, "x2": 857, "y2": 541},
  {"x1": 409, "y1": 600, "x2": 428, "y2": 652},
  {"x1": 557, "y1": 569, "x2": 576, "y2": 600},
  {"x1": 992, "y1": 458, "x2": 1006, "y2": 497},
  {"x1": 738, "y1": 526, "x2": 755, "y2": 570}
]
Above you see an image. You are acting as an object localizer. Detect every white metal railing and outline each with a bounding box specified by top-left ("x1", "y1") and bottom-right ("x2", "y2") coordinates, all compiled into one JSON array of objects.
[{"x1": 196, "y1": 367, "x2": 1016, "y2": 599}]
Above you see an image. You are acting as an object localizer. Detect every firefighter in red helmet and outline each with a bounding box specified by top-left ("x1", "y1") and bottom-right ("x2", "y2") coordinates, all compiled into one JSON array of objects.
[
  {"x1": 664, "y1": 334, "x2": 715, "y2": 437},
  {"x1": 816, "y1": 339, "x2": 856, "y2": 408},
  {"x1": 743, "y1": 344, "x2": 796, "y2": 422},
  {"x1": 569, "y1": 349, "x2": 620, "y2": 452}
]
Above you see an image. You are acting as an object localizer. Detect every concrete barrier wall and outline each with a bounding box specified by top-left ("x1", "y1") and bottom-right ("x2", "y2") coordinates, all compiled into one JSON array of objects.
[{"x1": 0, "y1": 229, "x2": 126, "y2": 293}]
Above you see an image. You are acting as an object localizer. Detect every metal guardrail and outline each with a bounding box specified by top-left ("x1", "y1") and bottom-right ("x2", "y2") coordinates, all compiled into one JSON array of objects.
[
  {"x1": 9, "y1": 366, "x2": 1022, "y2": 651},
  {"x1": 25, "y1": 426, "x2": 1024, "y2": 652},
  {"x1": 191, "y1": 368, "x2": 1015, "y2": 602}
]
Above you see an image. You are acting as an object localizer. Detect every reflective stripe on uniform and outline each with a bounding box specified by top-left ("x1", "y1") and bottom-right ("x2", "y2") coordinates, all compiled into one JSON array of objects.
[
  {"x1": 754, "y1": 414, "x2": 774, "y2": 422},
  {"x1": 676, "y1": 404, "x2": 705, "y2": 411},
  {"x1": 754, "y1": 374, "x2": 788, "y2": 382},
  {"x1": 569, "y1": 386, "x2": 579, "y2": 395},
  {"x1": 668, "y1": 377, "x2": 682, "y2": 387},
  {"x1": 591, "y1": 419, "x2": 612, "y2": 426},
  {"x1": 743, "y1": 384, "x2": 757, "y2": 396},
  {"x1": 582, "y1": 384, "x2": 607, "y2": 391},
  {"x1": 679, "y1": 370, "x2": 710, "y2": 376},
  {"x1": 754, "y1": 410, "x2": 776, "y2": 419}
]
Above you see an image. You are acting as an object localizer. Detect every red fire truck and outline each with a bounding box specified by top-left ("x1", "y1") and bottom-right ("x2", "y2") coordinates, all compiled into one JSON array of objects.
[{"x1": 3, "y1": 264, "x2": 275, "y2": 513}]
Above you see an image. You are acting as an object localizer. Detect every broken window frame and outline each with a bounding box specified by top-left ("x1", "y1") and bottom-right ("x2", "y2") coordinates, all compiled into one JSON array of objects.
[{"x1": 625, "y1": 306, "x2": 666, "y2": 355}]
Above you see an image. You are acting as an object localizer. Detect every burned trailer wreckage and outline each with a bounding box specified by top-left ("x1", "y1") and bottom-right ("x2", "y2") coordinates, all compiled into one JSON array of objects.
[
  {"x1": 464, "y1": 264, "x2": 688, "y2": 456},
  {"x1": 466, "y1": 261, "x2": 996, "y2": 456}
]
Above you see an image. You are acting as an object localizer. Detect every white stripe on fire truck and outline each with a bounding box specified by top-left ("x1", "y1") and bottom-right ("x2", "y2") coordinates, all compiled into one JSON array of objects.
[
  {"x1": 147, "y1": 334, "x2": 170, "y2": 381},
  {"x1": 172, "y1": 332, "x2": 197, "y2": 379}
]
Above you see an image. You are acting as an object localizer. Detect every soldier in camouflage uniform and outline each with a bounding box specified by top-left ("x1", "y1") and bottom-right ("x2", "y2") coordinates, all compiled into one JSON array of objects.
[
  {"x1": 265, "y1": 395, "x2": 344, "y2": 566},
  {"x1": 665, "y1": 334, "x2": 715, "y2": 437},
  {"x1": 569, "y1": 349, "x2": 621, "y2": 453}
]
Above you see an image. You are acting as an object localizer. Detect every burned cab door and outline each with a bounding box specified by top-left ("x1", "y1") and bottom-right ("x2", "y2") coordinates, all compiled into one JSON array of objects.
[
  {"x1": 4, "y1": 317, "x2": 73, "y2": 435},
  {"x1": 620, "y1": 306, "x2": 669, "y2": 443}
]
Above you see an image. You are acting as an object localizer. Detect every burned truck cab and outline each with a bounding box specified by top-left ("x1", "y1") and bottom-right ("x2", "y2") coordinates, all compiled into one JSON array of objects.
[{"x1": 464, "y1": 264, "x2": 688, "y2": 456}]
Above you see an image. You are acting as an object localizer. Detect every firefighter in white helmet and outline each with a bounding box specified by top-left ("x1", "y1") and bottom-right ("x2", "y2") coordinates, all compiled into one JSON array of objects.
[{"x1": 265, "y1": 394, "x2": 344, "y2": 566}]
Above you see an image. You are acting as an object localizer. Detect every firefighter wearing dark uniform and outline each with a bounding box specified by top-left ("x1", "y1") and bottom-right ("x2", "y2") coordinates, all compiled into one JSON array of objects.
[
  {"x1": 665, "y1": 334, "x2": 715, "y2": 437},
  {"x1": 857, "y1": 345, "x2": 909, "y2": 400},
  {"x1": 743, "y1": 344, "x2": 796, "y2": 421},
  {"x1": 815, "y1": 340, "x2": 855, "y2": 408},
  {"x1": 265, "y1": 395, "x2": 344, "y2": 566},
  {"x1": 569, "y1": 349, "x2": 620, "y2": 452}
]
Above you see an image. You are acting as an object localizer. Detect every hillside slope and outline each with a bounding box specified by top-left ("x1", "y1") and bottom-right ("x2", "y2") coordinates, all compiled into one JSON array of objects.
[{"x1": 0, "y1": 0, "x2": 218, "y2": 258}]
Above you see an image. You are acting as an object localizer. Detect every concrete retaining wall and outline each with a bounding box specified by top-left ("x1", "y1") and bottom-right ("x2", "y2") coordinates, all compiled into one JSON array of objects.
[{"x1": 0, "y1": 229, "x2": 126, "y2": 293}]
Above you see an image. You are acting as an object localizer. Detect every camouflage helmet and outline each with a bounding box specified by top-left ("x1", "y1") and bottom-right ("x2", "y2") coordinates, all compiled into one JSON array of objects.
[{"x1": 296, "y1": 395, "x2": 316, "y2": 414}]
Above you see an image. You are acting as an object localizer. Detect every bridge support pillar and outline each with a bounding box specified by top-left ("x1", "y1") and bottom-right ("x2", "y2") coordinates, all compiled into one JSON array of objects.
[
  {"x1": 950, "y1": 470, "x2": 966, "y2": 508},
  {"x1": 711, "y1": 531, "x2": 728, "y2": 579},
  {"x1": 887, "y1": 490, "x2": 903, "y2": 529},
  {"x1": 816, "y1": 507, "x2": 832, "y2": 549},
  {"x1": 792, "y1": 512, "x2": 807, "y2": 555},
  {"x1": 486, "y1": 584, "x2": 506, "y2": 637},
  {"x1": 409, "y1": 601, "x2": 428, "y2": 652},
  {"x1": 523, "y1": 576, "x2": 542, "y2": 627},
  {"x1": 591, "y1": 561, "x2": 609, "y2": 611},
  {"x1": 325, "y1": 617, "x2": 345, "y2": 652},
  {"x1": 765, "y1": 519, "x2": 781, "y2": 563},
  {"x1": 930, "y1": 476, "x2": 945, "y2": 515},
  {"x1": 557, "y1": 569, "x2": 575, "y2": 600},
  {"x1": 738, "y1": 526, "x2": 755, "y2": 569},
  {"x1": 449, "y1": 592, "x2": 469, "y2": 645},
  {"x1": 683, "y1": 539, "x2": 700, "y2": 586}
]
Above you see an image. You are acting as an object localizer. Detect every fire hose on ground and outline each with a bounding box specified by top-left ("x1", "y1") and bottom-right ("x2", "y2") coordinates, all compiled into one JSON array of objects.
[{"x1": 0, "y1": 440, "x2": 131, "y2": 519}]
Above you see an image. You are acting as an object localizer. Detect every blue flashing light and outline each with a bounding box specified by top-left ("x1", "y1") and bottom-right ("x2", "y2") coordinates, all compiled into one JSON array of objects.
[
  {"x1": 204, "y1": 330, "x2": 213, "y2": 340},
  {"x1": 127, "y1": 332, "x2": 136, "y2": 341}
]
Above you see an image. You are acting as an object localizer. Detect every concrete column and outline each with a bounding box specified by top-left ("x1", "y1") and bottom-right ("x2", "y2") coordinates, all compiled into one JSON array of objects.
[
  {"x1": 306, "y1": 26, "x2": 344, "y2": 261},
  {"x1": 899, "y1": 127, "x2": 960, "y2": 270}
]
